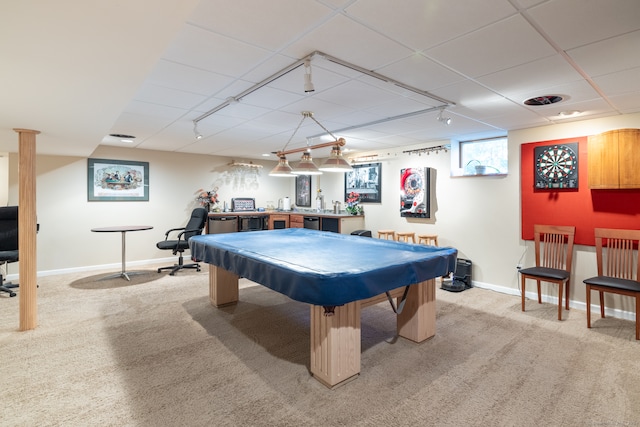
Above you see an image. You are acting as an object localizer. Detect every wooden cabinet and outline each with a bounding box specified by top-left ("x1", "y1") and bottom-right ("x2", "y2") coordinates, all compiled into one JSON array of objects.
[
  {"x1": 289, "y1": 214, "x2": 304, "y2": 228},
  {"x1": 268, "y1": 214, "x2": 289, "y2": 230},
  {"x1": 588, "y1": 129, "x2": 640, "y2": 189},
  {"x1": 338, "y1": 216, "x2": 365, "y2": 235}
]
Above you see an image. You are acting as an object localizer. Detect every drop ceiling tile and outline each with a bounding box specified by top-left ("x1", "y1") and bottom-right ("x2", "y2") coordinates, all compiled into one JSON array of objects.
[
  {"x1": 568, "y1": 30, "x2": 640, "y2": 77},
  {"x1": 163, "y1": 24, "x2": 272, "y2": 77},
  {"x1": 346, "y1": 0, "x2": 516, "y2": 50},
  {"x1": 235, "y1": 86, "x2": 306, "y2": 111},
  {"x1": 527, "y1": 0, "x2": 640, "y2": 50},
  {"x1": 133, "y1": 82, "x2": 207, "y2": 109},
  {"x1": 477, "y1": 54, "x2": 583, "y2": 98},
  {"x1": 122, "y1": 100, "x2": 188, "y2": 121},
  {"x1": 377, "y1": 54, "x2": 466, "y2": 92},
  {"x1": 609, "y1": 93, "x2": 640, "y2": 113},
  {"x1": 188, "y1": 0, "x2": 333, "y2": 51},
  {"x1": 593, "y1": 67, "x2": 640, "y2": 96},
  {"x1": 282, "y1": 14, "x2": 413, "y2": 70},
  {"x1": 146, "y1": 59, "x2": 234, "y2": 96},
  {"x1": 425, "y1": 14, "x2": 556, "y2": 78},
  {"x1": 431, "y1": 80, "x2": 507, "y2": 110},
  {"x1": 312, "y1": 79, "x2": 405, "y2": 110}
]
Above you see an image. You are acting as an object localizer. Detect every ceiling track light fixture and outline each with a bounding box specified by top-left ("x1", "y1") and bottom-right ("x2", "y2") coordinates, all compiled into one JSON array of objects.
[
  {"x1": 192, "y1": 50, "x2": 454, "y2": 128},
  {"x1": 193, "y1": 121, "x2": 203, "y2": 140},
  {"x1": 437, "y1": 108, "x2": 452, "y2": 126},
  {"x1": 269, "y1": 111, "x2": 352, "y2": 177},
  {"x1": 303, "y1": 59, "x2": 315, "y2": 93}
]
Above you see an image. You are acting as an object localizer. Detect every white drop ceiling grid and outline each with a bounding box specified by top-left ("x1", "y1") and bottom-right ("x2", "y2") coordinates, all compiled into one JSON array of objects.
[{"x1": 2, "y1": 0, "x2": 639, "y2": 159}]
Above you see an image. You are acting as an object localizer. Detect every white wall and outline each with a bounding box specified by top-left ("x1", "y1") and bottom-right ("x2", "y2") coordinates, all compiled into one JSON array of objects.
[
  {"x1": 0, "y1": 153, "x2": 7, "y2": 206},
  {"x1": 8, "y1": 146, "x2": 291, "y2": 274},
  {"x1": 7, "y1": 113, "x2": 640, "y2": 317}
]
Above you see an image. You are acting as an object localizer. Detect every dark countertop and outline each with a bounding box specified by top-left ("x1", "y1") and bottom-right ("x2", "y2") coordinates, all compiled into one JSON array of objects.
[{"x1": 207, "y1": 211, "x2": 362, "y2": 218}]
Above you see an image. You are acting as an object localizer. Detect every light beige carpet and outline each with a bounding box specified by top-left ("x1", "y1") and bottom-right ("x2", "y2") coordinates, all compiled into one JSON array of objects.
[{"x1": 1, "y1": 264, "x2": 639, "y2": 426}]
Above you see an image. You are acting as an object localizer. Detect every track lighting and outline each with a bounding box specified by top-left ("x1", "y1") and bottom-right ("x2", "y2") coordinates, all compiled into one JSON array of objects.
[
  {"x1": 437, "y1": 109, "x2": 451, "y2": 126},
  {"x1": 193, "y1": 121, "x2": 203, "y2": 140},
  {"x1": 303, "y1": 59, "x2": 315, "y2": 93}
]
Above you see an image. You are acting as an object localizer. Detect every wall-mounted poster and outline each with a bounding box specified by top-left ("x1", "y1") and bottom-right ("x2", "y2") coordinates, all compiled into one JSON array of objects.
[
  {"x1": 400, "y1": 167, "x2": 430, "y2": 218},
  {"x1": 534, "y1": 142, "x2": 579, "y2": 189},
  {"x1": 344, "y1": 162, "x2": 381, "y2": 203},
  {"x1": 295, "y1": 174, "x2": 311, "y2": 207},
  {"x1": 88, "y1": 158, "x2": 149, "y2": 201}
]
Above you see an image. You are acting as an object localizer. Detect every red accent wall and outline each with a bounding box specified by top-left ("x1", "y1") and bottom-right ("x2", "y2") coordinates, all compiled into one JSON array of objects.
[{"x1": 521, "y1": 136, "x2": 640, "y2": 246}]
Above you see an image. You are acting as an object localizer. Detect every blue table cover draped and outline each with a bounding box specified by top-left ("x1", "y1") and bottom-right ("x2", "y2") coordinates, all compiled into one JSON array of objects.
[{"x1": 190, "y1": 228, "x2": 457, "y2": 306}]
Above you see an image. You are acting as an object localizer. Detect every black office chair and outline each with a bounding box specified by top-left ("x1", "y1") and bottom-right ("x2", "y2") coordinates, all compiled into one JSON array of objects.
[
  {"x1": 0, "y1": 206, "x2": 19, "y2": 297},
  {"x1": 156, "y1": 207, "x2": 208, "y2": 275}
]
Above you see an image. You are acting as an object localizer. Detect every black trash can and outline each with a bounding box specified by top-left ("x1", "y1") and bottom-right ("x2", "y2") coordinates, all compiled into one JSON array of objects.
[{"x1": 351, "y1": 229, "x2": 372, "y2": 237}]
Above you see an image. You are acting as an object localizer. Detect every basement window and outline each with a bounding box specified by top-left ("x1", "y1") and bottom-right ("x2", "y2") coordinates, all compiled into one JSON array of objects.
[{"x1": 451, "y1": 136, "x2": 508, "y2": 176}]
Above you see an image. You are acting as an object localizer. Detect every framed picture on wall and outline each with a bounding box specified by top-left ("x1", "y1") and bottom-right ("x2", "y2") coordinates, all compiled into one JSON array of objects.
[
  {"x1": 344, "y1": 162, "x2": 381, "y2": 203},
  {"x1": 87, "y1": 158, "x2": 149, "y2": 201},
  {"x1": 295, "y1": 174, "x2": 311, "y2": 207},
  {"x1": 400, "y1": 167, "x2": 430, "y2": 218}
]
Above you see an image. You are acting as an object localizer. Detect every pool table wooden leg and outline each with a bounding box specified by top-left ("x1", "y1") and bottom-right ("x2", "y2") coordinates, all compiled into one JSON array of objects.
[
  {"x1": 309, "y1": 301, "x2": 361, "y2": 388},
  {"x1": 397, "y1": 278, "x2": 436, "y2": 342},
  {"x1": 209, "y1": 265, "x2": 239, "y2": 307}
]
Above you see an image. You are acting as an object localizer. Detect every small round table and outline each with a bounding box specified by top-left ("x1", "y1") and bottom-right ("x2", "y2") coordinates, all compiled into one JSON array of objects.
[{"x1": 91, "y1": 225, "x2": 153, "y2": 280}]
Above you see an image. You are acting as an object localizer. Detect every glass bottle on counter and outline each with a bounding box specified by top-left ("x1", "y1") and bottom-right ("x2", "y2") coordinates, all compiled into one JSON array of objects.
[{"x1": 316, "y1": 189, "x2": 324, "y2": 212}]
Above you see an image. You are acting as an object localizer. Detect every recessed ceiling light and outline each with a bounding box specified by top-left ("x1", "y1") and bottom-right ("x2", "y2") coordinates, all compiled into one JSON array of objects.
[
  {"x1": 558, "y1": 110, "x2": 581, "y2": 117},
  {"x1": 524, "y1": 95, "x2": 564, "y2": 106}
]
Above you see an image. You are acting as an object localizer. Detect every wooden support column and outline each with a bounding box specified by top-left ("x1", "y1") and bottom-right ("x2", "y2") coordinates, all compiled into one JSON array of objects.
[{"x1": 14, "y1": 128, "x2": 39, "y2": 331}]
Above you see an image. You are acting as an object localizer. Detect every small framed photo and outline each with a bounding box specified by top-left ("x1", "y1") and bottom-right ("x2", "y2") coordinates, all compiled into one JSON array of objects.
[
  {"x1": 88, "y1": 158, "x2": 149, "y2": 201},
  {"x1": 295, "y1": 175, "x2": 312, "y2": 207}
]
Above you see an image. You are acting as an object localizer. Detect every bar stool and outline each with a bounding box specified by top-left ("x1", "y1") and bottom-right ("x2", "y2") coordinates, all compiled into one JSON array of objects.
[
  {"x1": 417, "y1": 234, "x2": 438, "y2": 246},
  {"x1": 396, "y1": 232, "x2": 416, "y2": 243},
  {"x1": 377, "y1": 230, "x2": 396, "y2": 240}
]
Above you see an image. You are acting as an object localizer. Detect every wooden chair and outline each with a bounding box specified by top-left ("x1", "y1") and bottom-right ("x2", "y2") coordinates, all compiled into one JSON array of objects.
[
  {"x1": 396, "y1": 232, "x2": 415, "y2": 243},
  {"x1": 417, "y1": 234, "x2": 438, "y2": 246},
  {"x1": 583, "y1": 228, "x2": 640, "y2": 340},
  {"x1": 377, "y1": 230, "x2": 395, "y2": 240},
  {"x1": 519, "y1": 225, "x2": 576, "y2": 320}
]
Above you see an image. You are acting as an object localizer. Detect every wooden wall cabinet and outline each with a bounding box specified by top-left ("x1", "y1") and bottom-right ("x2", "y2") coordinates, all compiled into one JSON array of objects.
[{"x1": 588, "y1": 129, "x2": 640, "y2": 189}]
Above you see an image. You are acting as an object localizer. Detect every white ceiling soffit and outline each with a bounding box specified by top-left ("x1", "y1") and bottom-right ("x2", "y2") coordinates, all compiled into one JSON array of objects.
[{"x1": 2, "y1": 0, "x2": 639, "y2": 159}]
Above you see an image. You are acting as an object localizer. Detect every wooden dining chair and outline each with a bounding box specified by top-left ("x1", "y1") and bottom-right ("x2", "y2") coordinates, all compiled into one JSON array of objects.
[
  {"x1": 519, "y1": 224, "x2": 576, "y2": 320},
  {"x1": 583, "y1": 228, "x2": 640, "y2": 340}
]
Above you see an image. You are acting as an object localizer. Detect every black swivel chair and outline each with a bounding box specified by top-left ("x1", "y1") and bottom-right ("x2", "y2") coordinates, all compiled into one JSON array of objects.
[
  {"x1": 0, "y1": 206, "x2": 19, "y2": 297},
  {"x1": 156, "y1": 207, "x2": 208, "y2": 275}
]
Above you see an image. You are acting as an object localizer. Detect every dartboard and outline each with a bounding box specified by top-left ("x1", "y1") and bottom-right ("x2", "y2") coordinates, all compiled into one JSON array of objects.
[{"x1": 534, "y1": 143, "x2": 579, "y2": 189}]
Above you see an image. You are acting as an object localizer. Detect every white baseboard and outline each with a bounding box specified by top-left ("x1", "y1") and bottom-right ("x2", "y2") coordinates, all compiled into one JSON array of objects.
[
  {"x1": 6, "y1": 268, "x2": 637, "y2": 323},
  {"x1": 469, "y1": 280, "x2": 636, "y2": 322},
  {"x1": 4, "y1": 257, "x2": 178, "y2": 281}
]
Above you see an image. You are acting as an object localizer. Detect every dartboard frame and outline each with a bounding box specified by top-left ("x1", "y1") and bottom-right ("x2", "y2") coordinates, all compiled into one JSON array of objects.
[{"x1": 534, "y1": 142, "x2": 579, "y2": 189}]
